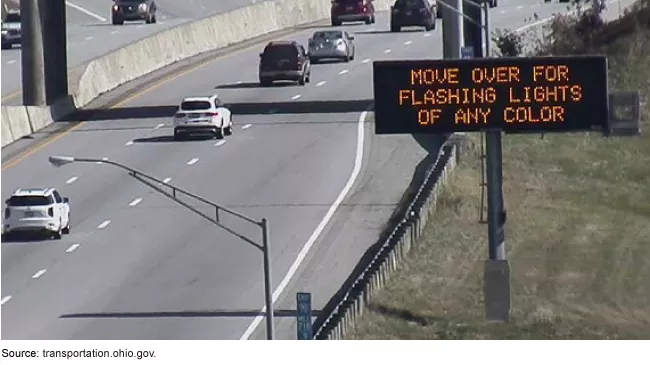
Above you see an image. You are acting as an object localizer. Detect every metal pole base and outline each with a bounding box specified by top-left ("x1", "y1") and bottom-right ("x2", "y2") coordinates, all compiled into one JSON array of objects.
[{"x1": 483, "y1": 260, "x2": 511, "y2": 322}]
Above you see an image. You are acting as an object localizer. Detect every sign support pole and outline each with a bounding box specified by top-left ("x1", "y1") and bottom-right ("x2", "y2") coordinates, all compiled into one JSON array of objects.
[{"x1": 463, "y1": 1, "x2": 511, "y2": 322}]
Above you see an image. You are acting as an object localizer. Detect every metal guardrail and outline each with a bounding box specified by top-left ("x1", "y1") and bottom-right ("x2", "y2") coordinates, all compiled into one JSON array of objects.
[{"x1": 312, "y1": 141, "x2": 461, "y2": 340}]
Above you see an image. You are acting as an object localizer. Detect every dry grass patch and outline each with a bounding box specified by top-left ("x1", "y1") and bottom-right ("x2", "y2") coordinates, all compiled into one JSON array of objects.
[{"x1": 347, "y1": 24, "x2": 650, "y2": 340}]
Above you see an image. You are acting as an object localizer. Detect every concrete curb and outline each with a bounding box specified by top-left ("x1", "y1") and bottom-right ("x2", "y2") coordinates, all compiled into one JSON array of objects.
[
  {"x1": 1, "y1": 0, "x2": 393, "y2": 148},
  {"x1": 312, "y1": 136, "x2": 467, "y2": 340}
]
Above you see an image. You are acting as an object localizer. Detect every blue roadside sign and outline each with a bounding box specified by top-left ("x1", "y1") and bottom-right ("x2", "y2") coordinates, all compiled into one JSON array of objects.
[{"x1": 296, "y1": 292, "x2": 313, "y2": 340}]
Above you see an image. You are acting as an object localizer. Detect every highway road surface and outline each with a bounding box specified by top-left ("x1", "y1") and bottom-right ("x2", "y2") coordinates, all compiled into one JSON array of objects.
[
  {"x1": 1, "y1": 0, "x2": 598, "y2": 340},
  {"x1": 0, "y1": 0, "x2": 261, "y2": 105}
]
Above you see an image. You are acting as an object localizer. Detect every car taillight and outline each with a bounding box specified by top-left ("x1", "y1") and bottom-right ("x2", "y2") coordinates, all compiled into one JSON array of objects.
[
  {"x1": 47, "y1": 207, "x2": 54, "y2": 217},
  {"x1": 4, "y1": 208, "x2": 10, "y2": 219},
  {"x1": 205, "y1": 112, "x2": 219, "y2": 117},
  {"x1": 113, "y1": 5, "x2": 118, "y2": 11}
]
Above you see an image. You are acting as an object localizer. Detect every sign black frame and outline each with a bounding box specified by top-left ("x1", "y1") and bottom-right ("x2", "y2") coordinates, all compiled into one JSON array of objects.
[{"x1": 373, "y1": 55, "x2": 609, "y2": 135}]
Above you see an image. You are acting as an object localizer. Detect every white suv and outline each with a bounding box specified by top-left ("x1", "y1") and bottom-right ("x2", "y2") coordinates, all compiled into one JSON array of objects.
[
  {"x1": 173, "y1": 95, "x2": 234, "y2": 140},
  {"x1": 3, "y1": 188, "x2": 71, "y2": 239}
]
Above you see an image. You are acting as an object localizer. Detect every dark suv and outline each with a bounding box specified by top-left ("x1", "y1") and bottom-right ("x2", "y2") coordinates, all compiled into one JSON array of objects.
[
  {"x1": 390, "y1": 0, "x2": 437, "y2": 32},
  {"x1": 331, "y1": 0, "x2": 376, "y2": 26},
  {"x1": 111, "y1": 0, "x2": 157, "y2": 25},
  {"x1": 258, "y1": 41, "x2": 311, "y2": 87}
]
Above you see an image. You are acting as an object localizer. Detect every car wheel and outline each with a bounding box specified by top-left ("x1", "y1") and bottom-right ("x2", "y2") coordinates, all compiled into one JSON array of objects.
[
  {"x1": 1, "y1": 42, "x2": 10, "y2": 49},
  {"x1": 214, "y1": 127, "x2": 224, "y2": 139},
  {"x1": 52, "y1": 222, "x2": 62, "y2": 240},
  {"x1": 350, "y1": 52, "x2": 355, "y2": 61},
  {"x1": 173, "y1": 130, "x2": 184, "y2": 141},
  {"x1": 62, "y1": 214, "x2": 71, "y2": 234},
  {"x1": 371, "y1": 15, "x2": 376, "y2": 23},
  {"x1": 260, "y1": 78, "x2": 272, "y2": 87},
  {"x1": 152, "y1": 13, "x2": 157, "y2": 23},
  {"x1": 224, "y1": 124, "x2": 233, "y2": 136},
  {"x1": 331, "y1": 18, "x2": 342, "y2": 26},
  {"x1": 310, "y1": 57, "x2": 319, "y2": 64},
  {"x1": 112, "y1": 17, "x2": 124, "y2": 25},
  {"x1": 298, "y1": 75, "x2": 306, "y2": 86},
  {"x1": 390, "y1": 23, "x2": 400, "y2": 32},
  {"x1": 306, "y1": 72, "x2": 311, "y2": 83},
  {"x1": 365, "y1": 16, "x2": 372, "y2": 25}
]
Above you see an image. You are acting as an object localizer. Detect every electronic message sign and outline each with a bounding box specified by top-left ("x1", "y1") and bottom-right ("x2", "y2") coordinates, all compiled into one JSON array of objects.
[{"x1": 373, "y1": 56, "x2": 609, "y2": 134}]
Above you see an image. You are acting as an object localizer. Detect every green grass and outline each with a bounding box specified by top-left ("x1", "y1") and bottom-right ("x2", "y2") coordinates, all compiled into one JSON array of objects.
[{"x1": 347, "y1": 20, "x2": 650, "y2": 340}]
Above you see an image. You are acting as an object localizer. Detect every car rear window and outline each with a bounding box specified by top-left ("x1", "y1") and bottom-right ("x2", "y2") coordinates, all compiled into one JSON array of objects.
[
  {"x1": 180, "y1": 101, "x2": 211, "y2": 110},
  {"x1": 314, "y1": 31, "x2": 343, "y2": 39},
  {"x1": 4, "y1": 13, "x2": 20, "y2": 23},
  {"x1": 7, "y1": 195, "x2": 53, "y2": 207},
  {"x1": 333, "y1": 0, "x2": 357, "y2": 3},
  {"x1": 395, "y1": 0, "x2": 424, "y2": 9},
  {"x1": 263, "y1": 45, "x2": 298, "y2": 61}
]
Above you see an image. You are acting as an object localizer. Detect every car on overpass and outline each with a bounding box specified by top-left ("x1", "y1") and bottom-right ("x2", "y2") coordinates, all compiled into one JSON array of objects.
[
  {"x1": 173, "y1": 95, "x2": 234, "y2": 140},
  {"x1": 2, "y1": 188, "x2": 71, "y2": 240},
  {"x1": 331, "y1": 0, "x2": 376, "y2": 26},
  {"x1": 390, "y1": 0, "x2": 438, "y2": 32},
  {"x1": 258, "y1": 41, "x2": 312, "y2": 86},
  {"x1": 1, "y1": 10, "x2": 21, "y2": 49},
  {"x1": 111, "y1": 0, "x2": 158, "y2": 25},
  {"x1": 307, "y1": 30, "x2": 356, "y2": 64}
]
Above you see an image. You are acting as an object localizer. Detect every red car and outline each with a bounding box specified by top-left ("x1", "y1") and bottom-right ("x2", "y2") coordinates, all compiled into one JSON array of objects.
[{"x1": 331, "y1": 0, "x2": 376, "y2": 26}]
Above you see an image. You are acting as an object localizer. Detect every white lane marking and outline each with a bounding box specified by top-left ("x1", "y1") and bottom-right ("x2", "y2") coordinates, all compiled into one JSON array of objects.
[
  {"x1": 516, "y1": 5, "x2": 523, "y2": 9},
  {"x1": 32, "y1": 269, "x2": 47, "y2": 279},
  {"x1": 339, "y1": 69, "x2": 349, "y2": 75},
  {"x1": 66, "y1": 244, "x2": 80, "y2": 253},
  {"x1": 65, "y1": 1, "x2": 107, "y2": 22},
  {"x1": 424, "y1": 32, "x2": 431, "y2": 37},
  {"x1": 128, "y1": 198, "x2": 142, "y2": 207},
  {"x1": 368, "y1": 27, "x2": 375, "y2": 31},
  {"x1": 242, "y1": 124, "x2": 252, "y2": 130},
  {"x1": 236, "y1": 80, "x2": 243, "y2": 84},
  {"x1": 154, "y1": 123, "x2": 164, "y2": 130},
  {"x1": 1, "y1": 296, "x2": 11, "y2": 305},
  {"x1": 291, "y1": 94, "x2": 302, "y2": 100},
  {"x1": 187, "y1": 158, "x2": 199, "y2": 165},
  {"x1": 125, "y1": 140, "x2": 134, "y2": 146},
  {"x1": 161, "y1": 15, "x2": 167, "y2": 19},
  {"x1": 111, "y1": 30, "x2": 119, "y2": 35},
  {"x1": 96, "y1": 157, "x2": 109, "y2": 164},
  {"x1": 362, "y1": 58, "x2": 371, "y2": 64},
  {"x1": 136, "y1": 25, "x2": 144, "y2": 29},
  {"x1": 65, "y1": 176, "x2": 78, "y2": 184},
  {"x1": 162, "y1": 177, "x2": 172, "y2": 184},
  {"x1": 384, "y1": 49, "x2": 392, "y2": 54},
  {"x1": 85, "y1": 36, "x2": 93, "y2": 41},
  {"x1": 316, "y1": 81, "x2": 327, "y2": 87},
  {"x1": 214, "y1": 140, "x2": 226, "y2": 147},
  {"x1": 7, "y1": 60, "x2": 16, "y2": 65},
  {"x1": 97, "y1": 220, "x2": 111, "y2": 229},
  {"x1": 499, "y1": 9, "x2": 506, "y2": 14},
  {"x1": 240, "y1": 110, "x2": 368, "y2": 340},
  {"x1": 404, "y1": 40, "x2": 412, "y2": 45}
]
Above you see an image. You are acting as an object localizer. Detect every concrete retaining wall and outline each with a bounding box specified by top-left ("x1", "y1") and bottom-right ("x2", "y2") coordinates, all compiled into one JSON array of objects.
[
  {"x1": 312, "y1": 135, "x2": 468, "y2": 340},
  {"x1": 1, "y1": 0, "x2": 394, "y2": 148}
]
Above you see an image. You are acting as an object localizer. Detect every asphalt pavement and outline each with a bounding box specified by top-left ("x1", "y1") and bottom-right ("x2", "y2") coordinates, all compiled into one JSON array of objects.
[
  {"x1": 0, "y1": 0, "x2": 257, "y2": 104},
  {"x1": 1, "y1": 0, "x2": 595, "y2": 340}
]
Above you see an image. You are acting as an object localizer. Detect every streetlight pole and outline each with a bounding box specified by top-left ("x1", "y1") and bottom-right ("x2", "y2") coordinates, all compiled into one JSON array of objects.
[{"x1": 48, "y1": 155, "x2": 275, "y2": 340}]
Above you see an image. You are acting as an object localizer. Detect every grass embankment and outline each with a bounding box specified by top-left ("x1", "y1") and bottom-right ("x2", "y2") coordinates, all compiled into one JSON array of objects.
[{"x1": 347, "y1": 4, "x2": 650, "y2": 340}]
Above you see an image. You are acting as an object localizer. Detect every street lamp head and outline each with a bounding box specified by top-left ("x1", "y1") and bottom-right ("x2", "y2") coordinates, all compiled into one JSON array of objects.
[{"x1": 49, "y1": 156, "x2": 76, "y2": 167}]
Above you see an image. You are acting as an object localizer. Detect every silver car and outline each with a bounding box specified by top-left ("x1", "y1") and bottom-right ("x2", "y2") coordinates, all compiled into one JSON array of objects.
[
  {"x1": 1, "y1": 11, "x2": 21, "y2": 50},
  {"x1": 307, "y1": 30, "x2": 356, "y2": 63}
]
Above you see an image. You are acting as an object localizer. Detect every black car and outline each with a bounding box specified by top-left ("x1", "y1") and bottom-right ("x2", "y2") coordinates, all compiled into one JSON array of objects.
[
  {"x1": 390, "y1": 0, "x2": 437, "y2": 32},
  {"x1": 111, "y1": 0, "x2": 157, "y2": 25},
  {"x1": 258, "y1": 41, "x2": 311, "y2": 87}
]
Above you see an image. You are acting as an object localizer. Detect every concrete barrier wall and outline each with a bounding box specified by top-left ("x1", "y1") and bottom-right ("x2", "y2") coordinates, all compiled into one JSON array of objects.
[
  {"x1": 1, "y1": 0, "x2": 394, "y2": 148},
  {"x1": 312, "y1": 134, "x2": 469, "y2": 340}
]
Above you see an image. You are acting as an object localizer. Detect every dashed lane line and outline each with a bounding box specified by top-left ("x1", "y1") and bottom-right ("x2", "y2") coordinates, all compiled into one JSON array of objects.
[
  {"x1": 32, "y1": 269, "x2": 47, "y2": 279},
  {"x1": 66, "y1": 244, "x2": 80, "y2": 253},
  {"x1": 65, "y1": 176, "x2": 78, "y2": 184},
  {"x1": 97, "y1": 220, "x2": 111, "y2": 229}
]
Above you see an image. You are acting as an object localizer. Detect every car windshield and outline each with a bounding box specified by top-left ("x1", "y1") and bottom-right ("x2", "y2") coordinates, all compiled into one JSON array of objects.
[
  {"x1": 7, "y1": 195, "x2": 53, "y2": 207},
  {"x1": 181, "y1": 101, "x2": 211, "y2": 110},
  {"x1": 4, "y1": 13, "x2": 20, "y2": 23},
  {"x1": 314, "y1": 31, "x2": 343, "y2": 40},
  {"x1": 263, "y1": 45, "x2": 298, "y2": 60}
]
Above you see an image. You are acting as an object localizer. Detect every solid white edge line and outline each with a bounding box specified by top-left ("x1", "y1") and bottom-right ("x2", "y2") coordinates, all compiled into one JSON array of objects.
[
  {"x1": 162, "y1": 177, "x2": 172, "y2": 184},
  {"x1": 187, "y1": 158, "x2": 199, "y2": 165},
  {"x1": 65, "y1": 176, "x2": 78, "y2": 184},
  {"x1": 239, "y1": 110, "x2": 368, "y2": 340},
  {"x1": 65, "y1": 1, "x2": 107, "y2": 22},
  {"x1": 1, "y1": 296, "x2": 12, "y2": 305},
  {"x1": 242, "y1": 124, "x2": 252, "y2": 129},
  {"x1": 215, "y1": 140, "x2": 227, "y2": 147}
]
